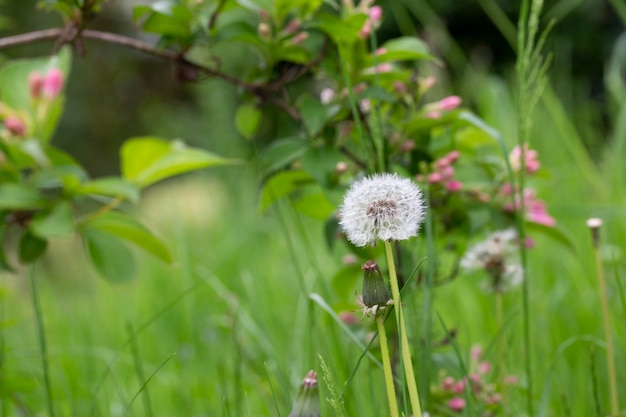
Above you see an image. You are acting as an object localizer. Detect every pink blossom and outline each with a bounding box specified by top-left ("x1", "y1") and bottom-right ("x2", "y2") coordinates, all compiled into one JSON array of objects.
[
  {"x1": 453, "y1": 380, "x2": 465, "y2": 393},
  {"x1": 4, "y1": 115, "x2": 26, "y2": 136},
  {"x1": 284, "y1": 18, "x2": 301, "y2": 34},
  {"x1": 425, "y1": 111, "x2": 441, "y2": 119},
  {"x1": 437, "y1": 95, "x2": 462, "y2": 110},
  {"x1": 374, "y1": 47, "x2": 387, "y2": 56},
  {"x1": 368, "y1": 5, "x2": 383, "y2": 22},
  {"x1": 359, "y1": 21, "x2": 372, "y2": 39},
  {"x1": 420, "y1": 76, "x2": 437, "y2": 90},
  {"x1": 439, "y1": 165, "x2": 455, "y2": 180},
  {"x1": 291, "y1": 31, "x2": 309, "y2": 45},
  {"x1": 342, "y1": 253, "x2": 357, "y2": 264},
  {"x1": 393, "y1": 81, "x2": 407, "y2": 94},
  {"x1": 471, "y1": 344, "x2": 482, "y2": 360},
  {"x1": 428, "y1": 172, "x2": 442, "y2": 183},
  {"x1": 28, "y1": 72, "x2": 43, "y2": 98},
  {"x1": 448, "y1": 397, "x2": 466, "y2": 412},
  {"x1": 486, "y1": 393, "x2": 502, "y2": 404},
  {"x1": 42, "y1": 68, "x2": 64, "y2": 98},
  {"x1": 509, "y1": 144, "x2": 541, "y2": 174},
  {"x1": 441, "y1": 376, "x2": 456, "y2": 391},
  {"x1": 339, "y1": 311, "x2": 358, "y2": 325},
  {"x1": 524, "y1": 237, "x2": 535, "y2": 249},
  {"x1": 445, "y1": 180, "x2": 462, "y2": 192},
  {"x1": 364, "y1": 63, "x2": 393, "y2": 74},
  {"x1": 445, "y1": 150, "x2": 460, "y2": 164},
  {"x1": 478, "y1": 361, "x2": 492, "y2": 374}
]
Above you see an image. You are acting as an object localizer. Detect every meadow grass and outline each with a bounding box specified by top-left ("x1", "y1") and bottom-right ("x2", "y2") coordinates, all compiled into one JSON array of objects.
[{"x1": 1, "y1": 2, "x2": 625, "y2": 417}]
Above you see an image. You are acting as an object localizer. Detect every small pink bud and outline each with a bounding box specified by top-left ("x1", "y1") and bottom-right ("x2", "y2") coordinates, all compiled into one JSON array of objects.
[
  {"x1": 428, "y1": 172, "x2": 442, "y2": 183},
  {"x1": 291, "y1": 31, "x2": 309, "y2": 45},
  {"x1": 259, "y1": 9, "x2": 271, "y2": 22},
  {"x1": 358, "y1": 99, "x2": 371, "y2": 113},
  {"x1": 393, "y1": 81, "x2": 407, "y2": 94},
  {"x1": 339, "y1": 311, "x2": 358, "y2": 325},
  {"x1": 453, "y1": 380, "x2": 465, "y2": 393},
  {"x1": 439, "y1": 165, "x2": 455, "y2": 180},
  {"x1": 320, "y1": 88, "x2": 335, "y2": 104},
  {"x1": 368, "y1": 5, "x2": 383, "y2": 22},
  {"x1": 28, "y1": 72, "x2": 43, "y2": 98},
  {"x1": 400, "y1": 140, "x2": 415, "y2": 153},
  {"x1": 471, "y1": 344, "x2": 482, "y2": 360},
  {"x1": 342, "y1": 254, "x2": 357, "y2": 265},
  {"x1": 353, "y1": 83, "x2": 367, "y2": 95},
  {"x1": 448, "y1": 397, "x2": 466, "y2": 412},
  {"x1": 359, "y1": 21, "x2": 372, "y2": 39},
  {"x1": 445, "y1": 150, "x2": 460, "y2": 164},
  {"x1": 42, "y1": 68, "x2": 64, "y2": 98},
  {"x1": 374, "y1": 47, "x2": 387, "y2": 56},
  {"x1": 441, "y1": 376, "x2": 456, "y2": 391},
  {"x1": 425, "y1": 111, "x2": 441, "y2": 119},
  {"x1": 477, "y1": 361, "x2": 491, "y2": 374},
  {"x1": 284, "y1": 18, "x2": 301, "y2": 34},
  {"x1": 437, "y1": 95, "x2": 462, "y2": 111},
  {"x1": 486, "y1": 393, "x2": 502, "y2": 404},
  {"x1": 445, "y1": 180, "x2": 462, "y2": 192},
  {"x1": 376, "y1": 63, "x2": 393, "y2": 73},
  {"x1": 4, "y1": 115, "x2": 26, "y2": 136},
  {"x1": 420, "y1": 76, "x2": 437, "y2": 90}
]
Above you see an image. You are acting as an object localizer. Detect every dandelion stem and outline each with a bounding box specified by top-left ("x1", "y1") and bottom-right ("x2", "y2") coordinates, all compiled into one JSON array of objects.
[
  {"x1": 592, "y1": 236, "x2": 619, "y2": 415},
  {"x1": 29, "y1": 265, "x2": 55, "y2": 417},
  {"x1": 376, "y1": 315, "x2": 399, "y2": 417},
  {"x1": 495, "y1": 291, "x2": 507, "y2": 414},
  {"x1": 384, "y1": 240, "x2": 422, "y2": 417}
]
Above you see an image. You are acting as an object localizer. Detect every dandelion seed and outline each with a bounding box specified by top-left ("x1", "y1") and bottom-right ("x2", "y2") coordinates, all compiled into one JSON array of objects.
[
  {"x1": 461, "y1": 229, "x2": 523, "y2": 293},
  {"x1": 339, "y1": 173, "x2": 426, "y2": 247}
]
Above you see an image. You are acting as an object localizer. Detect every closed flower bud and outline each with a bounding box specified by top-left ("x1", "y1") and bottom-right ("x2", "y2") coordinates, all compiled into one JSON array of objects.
[
  {"x1": 28, "y1": 72, "x2": 43, "y2": 98},
  {"x1": 4, "y1": 115, "x2": 26, "y2": 136},
  {"x1": 289, "y1": 370, "x2": 320, "y2": 417},
  {"x1": 42, "y1": 68, "x2": 64, "y2": 98},
  {"x1": 361, "y1": 260, "x2": 391, "y2": 308}
]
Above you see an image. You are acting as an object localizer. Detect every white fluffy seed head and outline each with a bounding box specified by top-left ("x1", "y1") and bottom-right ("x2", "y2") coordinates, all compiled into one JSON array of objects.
[{"x1": 339, "y1": 173, "x2": 426, "y2": 247}]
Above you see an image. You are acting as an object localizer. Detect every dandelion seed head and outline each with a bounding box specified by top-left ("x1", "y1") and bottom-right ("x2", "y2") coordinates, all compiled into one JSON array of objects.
[{"x1": 339, "y1": 173, "x2": 426, "y2": 247}]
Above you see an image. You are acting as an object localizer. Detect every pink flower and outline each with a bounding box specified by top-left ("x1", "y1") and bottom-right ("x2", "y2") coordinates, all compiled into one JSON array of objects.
[
  {"x1": 439, "y1": 165, "x2": 455, "y2": 180},
  {"x1": 454, "y1": 380, "x2": 465, "y2": 393},
  {"x1": 368, "y1": 5, "x2": 383, "y2": 22},
  {"x1": 444, "y1": 180, "x2": 462, "y2": 192},
  {"x1": 428, "y1": 172, "x2": 442, "y2": 183},
  {"x1": 471, "y1": 344, "x2": 482, "y2": 360},
  {"x1": 4, "y1": 115, "x2": 26, "y2": 136},
  {"x1": 339, "y1": 311, "x2": 358, "y2": 325},
  {"x1": 502, "y1": 187, "x2": 555, "y2": 227},
  {"x1": 441, "y1": 376, "x2": 456, "y2": 391},
  {"x1": 425, "y1": 111, "x2": 441, "y2": 119},
  {"x1": 364, "y1": 63, "x2": 393, "y2": 74},
  {"x1": 374, "y1": 47, "x2": 387, "y2": 56},
  {"x1": 42, "y1": 68, "x2": 64, "y2": 98},
  {"x1": 284, "y1": 18, "x2": 301, "y2": 34},
  {"x1": 509, "y1": 144, "x2": 540, "y2": 174},
  {"x1": 444, "y1": 150, "x2": 460, "y2": 164},
  {"x1": 291, "y1": 31, "x2": 309, "y2": 45},
  {"x1": 478, "y1": 361, "x2": 492, "y2": 374},
  {"x1": 448, "y1": 397, "x2": 466, "y2": 412},
  {"x1": 437, "y1": 95, "x2": 462, "y2": 111},
  {"x1": 28, "y1": 72, "x2": 43, "y2": 98}
]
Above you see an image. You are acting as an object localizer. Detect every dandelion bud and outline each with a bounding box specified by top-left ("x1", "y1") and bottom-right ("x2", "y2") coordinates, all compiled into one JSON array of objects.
[
  {"x1": 42, "y1": 68, "x2": 64, "y2": 98},
  {"x1": 289, "y1": 370, "x2": 320, "y2": 417},
  {"x1": 361, "y1": 260, "x2": 391, "y2": 308},
  {"x1": 587, "y1": 217, "x2": 602, "y2": 248},
  {"x1": 4, "y1": 115, "x2": 26, "y2": 136},
  {"x1": 28, "y1": 72, "x2": 43, "y2": 98},
  {"x1": 258, "y1": 22, "x2": 271, "y2": 39}
]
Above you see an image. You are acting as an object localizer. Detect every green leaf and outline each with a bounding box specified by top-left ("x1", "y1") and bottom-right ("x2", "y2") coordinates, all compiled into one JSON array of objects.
[
  {"x1": 31, "y1": 202, "x2": 74, "y2": 238},
  {"x1": 82, "y1": 212, "x2": 171, "y2": 263},
  {"x1": 0, "y1": 184, "x2": 48, "y2": 210},
  {"x1": 0, "y1": 227, "x2": 13, "y2": 272},
  {"x1": 313, "y1": 12, "x2": 367, "y2": 45},
  {"x1": 300, "y1": 145, "x2": 343, "y2": 187},
  {"x1": 0, "y1": 46, "x2": 71, "y2": 111},
  {"x1": 293, "y1": 192, "x2": 335, "y2": 220},
  {"x1": 18, "y1": 231, "x2": 47, "y2": 263},
  {"x1": 78, "y1": 177, "x2": 140, "y2": 204},
  {"x1": 331, "y1": 264, "x2": 362, "y2": 301},
  {"x1": 259, "y1": 170, "x2": 314, "y2": 212},
  {"x1": 142, "y1": 12, "x2": 191, "y2": 38},
  {"x1": 260, "y1": 137, "x2": 310, "y2": 174},
  {"x1": 121, "y1": 137, "x2": 237, "y2": 188},
  {"x1": 235, "y1": 102, "x2": 262, "y2": 140},
  {"x1": 526, "y1": 221, "x2": 576, "y2": 253},
  {"x1": 298, "y1": 93, "x2": 328, "y2": 137},
  {"x1": 374, "y1": 37, "x2": 437, "y2": 63},
  {"x1": 83, "y1": 229, "x2": 136, "y2": 283}
]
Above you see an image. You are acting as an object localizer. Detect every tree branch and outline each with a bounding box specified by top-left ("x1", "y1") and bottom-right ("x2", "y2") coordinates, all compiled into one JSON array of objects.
[{"x1": 0, "y1": 28, "x2": 63, "y2": 50}]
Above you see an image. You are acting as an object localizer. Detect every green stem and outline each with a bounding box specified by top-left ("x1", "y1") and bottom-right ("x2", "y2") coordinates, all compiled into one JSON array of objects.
[
  {"x1": 593, "y1": 243, "x2": 619, "y2": 415},
  {"x1": 376, "y1": 315, "x2": 399, "y2": 417},
  {"x1": 384, "y1": 240, "x2": 422, "y2": 417},
  {"x1": 29, "y1": 266, "x2": 55, "y2": 417},
  {"x1": 495, "y1": 291, "x2": 507, "y2": 414}
]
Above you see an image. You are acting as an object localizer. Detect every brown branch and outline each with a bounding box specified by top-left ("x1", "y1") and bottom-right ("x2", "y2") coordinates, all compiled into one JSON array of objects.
[{"x1": 0, "y1": 28, "x2": 63, "y2": 50}]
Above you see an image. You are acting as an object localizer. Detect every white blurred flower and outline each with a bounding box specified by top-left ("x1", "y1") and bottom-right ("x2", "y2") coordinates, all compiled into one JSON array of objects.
[
  {"x1": 461, "y1": 228, "x2": 523, "y2": 292},
  {"x1": 319, "y1": 88, "x2": 335, "y2": 104},
  {"x1": 339, "y1": 173, "x2": 426, "y2": 247}
]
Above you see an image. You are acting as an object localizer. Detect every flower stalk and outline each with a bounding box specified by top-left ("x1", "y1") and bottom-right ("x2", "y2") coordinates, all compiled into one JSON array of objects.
[
  {"x1": 587, "y1": 218, "x2": 618, "y2": 415},
  {"x1": 376, "y1": 315, "x2": 399, "y2": 417},
  {"x1": 385, "y1": 240, "x2": 422, "y2": 417}
]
